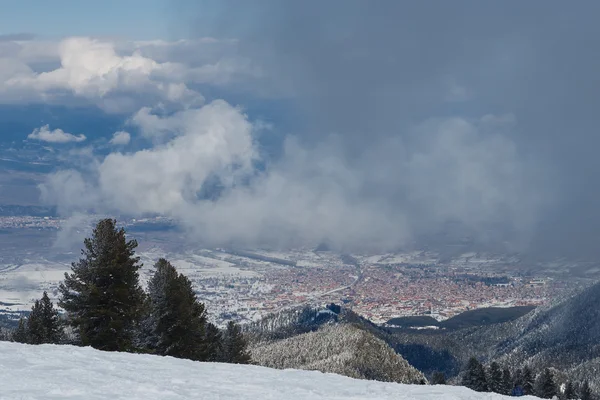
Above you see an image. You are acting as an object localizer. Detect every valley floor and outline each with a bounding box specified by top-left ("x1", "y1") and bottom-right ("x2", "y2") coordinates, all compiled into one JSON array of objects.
[{"x1": 0, "y1": 342, "x2": 539, "y2": 400}]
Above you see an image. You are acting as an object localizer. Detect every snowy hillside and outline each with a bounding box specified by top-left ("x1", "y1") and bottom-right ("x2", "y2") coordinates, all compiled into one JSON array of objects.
[
  {"x1": 251, "y1": 324, "x2": 426, "y2": 384},
  {"x1": 0, "y1": 342, "x2": 540, "y2": 400}
]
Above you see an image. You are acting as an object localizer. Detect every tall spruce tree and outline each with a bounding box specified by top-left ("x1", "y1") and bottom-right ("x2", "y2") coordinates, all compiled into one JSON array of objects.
[
  {"x1": 58, "y1": 219, "x2": 145, "y2": 352},
  {"x1": 534, "y1": 368, "x2": 557, "y2": 399},
  {"x1": 501, "y1": 367, "x2": 512, "y2": 395},
  {"x1": 487, "y1": 362, "x2": 502, "y2": 394},
  {"x1": 522, "y1": 366, "x2": 535, "y2": 395},
  {"x1": 580, "y1": 380, "x2": 593, "y2": 400},
  {"x1": 222, "y1": 321, "x2": 251, "y2": 364},
  {"x1": 27, "y1": 291, "x2": 61, "y2": 344},
  {"x1": 13, "y1": 317, "x2": 28, "y2": 343},
  {"x1": 461, "y1": 357, "x2": 488, "y2": 392},
  {"x1": 205, "y1": 322, "x2": 223, "y2": 362},
  {"x1": 563, "y1": 380, "x2": 575, "y2": 400},
  {"x1": 513, "y1": 368, "x2": 523, "y2": 388},
  {"x1": 146, "y1": 258, "x2": 208, "y2": 360},
  {"x1": 431, "y1": 371, "x2": 446, "y2": 385}
]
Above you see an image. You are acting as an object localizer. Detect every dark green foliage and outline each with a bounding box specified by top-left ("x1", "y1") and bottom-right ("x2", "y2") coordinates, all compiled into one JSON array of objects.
[
  {"x1": 512, "y1": 368, "x2": 523, "y2": 389},
  {"x1": 501, "y1": 367, "x2": 512, "y2": 395},
  {"x1": 27, "y1": 291, "x2": 61, "y2": 344},
  {"x1": 146, "y1": 258, "x2": 208, "y2": 361},
  {"x1": 522, "y1": 366, "x2": 534, "y2": 395},
  {"x1": 58, "y1": 219, "x2": 145, "y2": 352},
  {"x1": 431, "y1": 371, "x2": 446, "y2": 385},
  {"x1": 487, "y1": 362, "x2": 502, "y2": 394},
  {"x1": 580, "y1": 380, "x2": 593, "y2": 400},
  {"x1": 13, "y1": 317, "x2": 28, "y2": 343},
  {"x1": 461, "y1": 357, "x2": 488, "y2": 392},
  {"x1": 204, "y1": 322, "x2": 223, "y2": 362},
  {"x1": 534, "y1": 368, "x2": 557, "y2": 399},
  {"x1": 390, "y1": 342, "x2": 458, "y2": 378},
  {"x1": 563, "y1": 380, "x2": 575, "y2": 400},
  {"x1": 222, "y1": 321, "x2": 251, "y2": 364},
  {"x1": 326, "y1": 303, "x2": 341, "y2": 314},
  {"x1": 386, "y1": 316, "x2": 439, "y2": 328}
]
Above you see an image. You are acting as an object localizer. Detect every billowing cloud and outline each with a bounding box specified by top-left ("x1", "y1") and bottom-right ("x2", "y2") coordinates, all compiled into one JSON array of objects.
[
  {"x1": 0, "y1": 36, "x2": 260, "y2": 113},
  {"x1": 40, "y1": 99, "x2": 539, "y2": 251},
  {"x1": 109, "y1": 131, "x2": 131, "y2": 146},
  {"x1": 28, "y1": 125, "x2": 86, "y2": 143}
]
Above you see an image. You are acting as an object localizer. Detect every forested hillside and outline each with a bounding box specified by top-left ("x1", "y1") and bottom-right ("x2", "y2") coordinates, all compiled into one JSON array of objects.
[{"x1": 251, "y1": 324, "x2": 426, "y2": 384}]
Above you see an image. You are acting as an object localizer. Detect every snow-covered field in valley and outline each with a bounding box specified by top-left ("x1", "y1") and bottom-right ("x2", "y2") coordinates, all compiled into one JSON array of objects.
[{"x1": 0, "y1": 342, "x2": 540, "y2": 400}]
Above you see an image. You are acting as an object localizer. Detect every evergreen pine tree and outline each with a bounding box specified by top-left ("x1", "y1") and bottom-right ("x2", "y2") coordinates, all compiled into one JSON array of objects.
[
  {"x1": 580, "y1": 380, "x2": 593, "y2": 400},
  {"x1": 205, "y1": 322, "x2": 223, "y2": 362},
  {"x1": 13, "y1": 317, "x2": 28, "y2": 343},
  {"x1": 431, "y1": 371, "x2": 446, "y2": 385},
  {"x1": 222, "y1": 321, "x2": 251, "y2": 364},
  {"x1": 27, "y1": 299, "x2": 44, "y2": 344},
  {"x1": 27, "y1": 292, "x2": 61, "y2": 344},
  {"x1": 461, "y1": 357, "x2": 488, "y2": 392},
  {"x1": 513, "y1": 368, "x2": 523, "y2": 388},
  {"x1": 501, "y1": 367, "x2": 512, "y2": 395},
  {"x1": 522, "y1": 366, "x2": 535, "y2": 395},
  {"x1": 487, "y1": 362, "x2": 502, "y2": 394},
  {"x1": 563, "y1": 380, "x2": 575, "y2": 400},
  {"x1": 534, "y1": 368, "x2": 557, "y2": 399},
  {"x1": 58, "y1": 219, "x2": 145, "y2": 352},
  {"x1": 147, "y1": 258, "x2": 208, "y2": 361}
]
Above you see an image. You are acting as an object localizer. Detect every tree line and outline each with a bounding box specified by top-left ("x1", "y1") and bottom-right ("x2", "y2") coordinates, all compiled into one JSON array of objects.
[
  {"x1": 459, "y1": 357, "x2": 594, "y2": 399},
  {"x1": 9, "y1": 218, "x2": 250, "y2": 365}
]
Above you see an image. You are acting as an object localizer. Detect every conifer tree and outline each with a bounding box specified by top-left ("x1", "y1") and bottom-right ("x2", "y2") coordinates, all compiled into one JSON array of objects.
[
  {"x1": 461, "y1": 357, "x2": 488, "y2": 392},
  {"x1": 146, "y1": 258, "x2": 208, "y2": 360},
  {"x1": 27, "y1": 292, "x2": 61, "y2": 344},
  {"x1": 534, "y1": 368, "x2": 557, "y2": 399},
  {"x1": 513, "y1": 368, "x2": 523, "y2": 388},
  {"x1": 205, "y1": 322, "x2": 223, "y2": 362},
  {"x1": 563, "y1": 380, "x2": 575, "y2": 400},
  {"x1": 580, "y1": 380, "x2": 593, "y2": 400},
  {"x1": 431, "y1": 371, "x2": 446, "y2": 385},
  {"x1": 13, "y1": 317, "x2": 28, "y2": 343},
  {"x1": 222, "y1": 321, "x2": 251, "y2": 364},
  {"x1": 522, "y1": 366, "x2": 535, "y2": 395},
  {"x1": 501, "y1": 367, "x2": 512, "y2": 395},
  {"x1": 59, "y1": 219, "x2": 145, "y2": 352},
  {"x1": 487, "y1": 362, "x2": 502, "y2": 394}
]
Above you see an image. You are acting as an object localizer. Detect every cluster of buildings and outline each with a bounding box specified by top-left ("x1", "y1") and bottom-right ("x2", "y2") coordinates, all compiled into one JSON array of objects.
[
  {"x1": 0, "y1": 218, "x2": 577, "y2": 327},
  {"x1": 183, "y1": 249, "x2": 568, "y2": 326},
  {"x1": 0, "y1": 216, "x2": 62, "y2": 230}
]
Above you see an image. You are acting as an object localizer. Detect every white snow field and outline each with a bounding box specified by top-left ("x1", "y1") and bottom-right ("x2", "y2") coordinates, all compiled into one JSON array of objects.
[{"x1": 0, "y1": 342, "x2": 539, "y2": 400}]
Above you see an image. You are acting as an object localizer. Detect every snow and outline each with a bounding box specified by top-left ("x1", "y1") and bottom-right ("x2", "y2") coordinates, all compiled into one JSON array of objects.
[{"x1": 0, "y1": 342, "x2": 539, "y2": 400}]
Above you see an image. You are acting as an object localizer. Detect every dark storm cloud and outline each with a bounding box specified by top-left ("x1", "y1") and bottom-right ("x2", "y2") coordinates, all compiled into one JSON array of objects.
[{"x1": 174, "y1": 0, "x2": 600, "y2": 256}]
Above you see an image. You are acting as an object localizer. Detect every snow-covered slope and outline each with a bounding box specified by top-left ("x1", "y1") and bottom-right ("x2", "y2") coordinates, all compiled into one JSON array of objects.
[
  {"x1": 0, "y1": 342, "x2": 538, "y2": 400},
  {"x1": 251, "y1": 324, "x2": 426, "y2": 384}
]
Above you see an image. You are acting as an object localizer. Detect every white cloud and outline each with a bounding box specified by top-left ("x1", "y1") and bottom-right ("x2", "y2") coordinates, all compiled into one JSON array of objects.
[
  {"x1": 0, "y1": 37, "x2": 260, "y2": 112},
  {"x1": 97, "y1": 100, "x2": 256, "y2": 214},
  {"x1": 109, "y1": 131, "x2": 131, "y2": 146},
  {"x1": 40, "y1": 104, "x2": 543, "y2": 251},
  {"x1": 28, "y1": 125, "x2": 86, "y2": 143}
]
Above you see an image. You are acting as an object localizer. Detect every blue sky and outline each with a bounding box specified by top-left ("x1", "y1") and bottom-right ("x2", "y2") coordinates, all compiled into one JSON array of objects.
[{"x1": 1, "y1": 0, "x2": 174, "y2": 39}]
